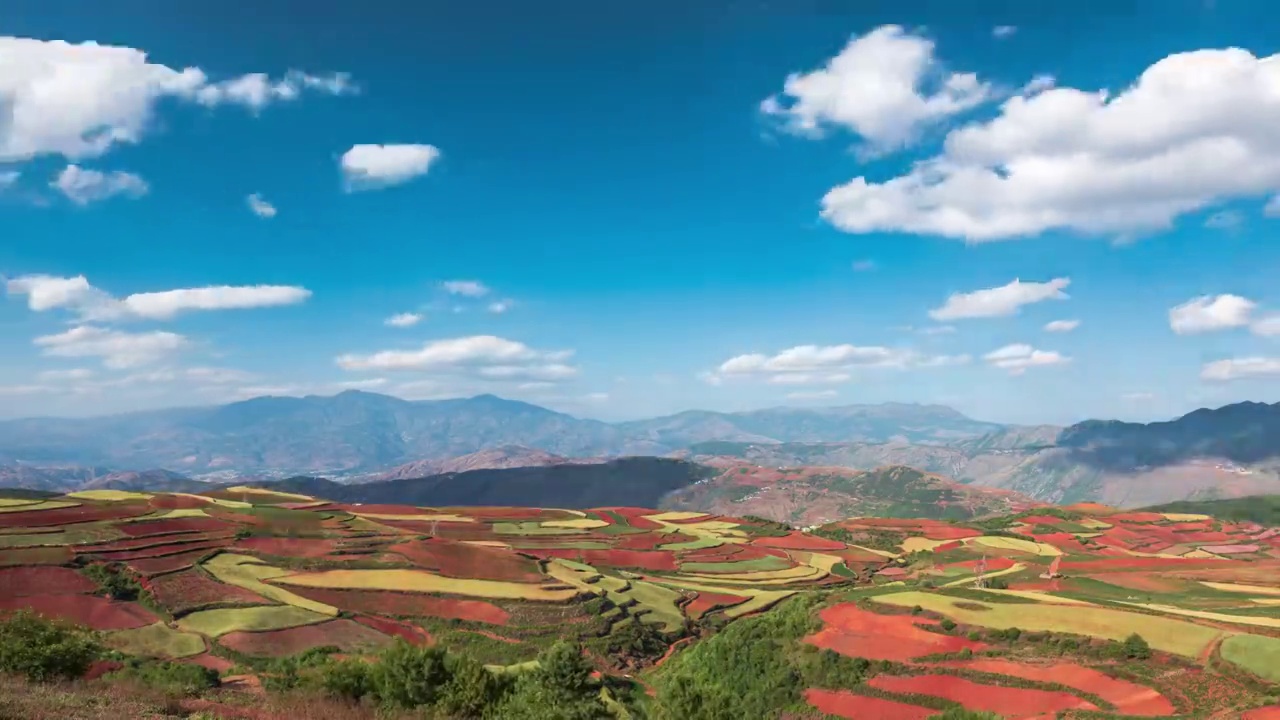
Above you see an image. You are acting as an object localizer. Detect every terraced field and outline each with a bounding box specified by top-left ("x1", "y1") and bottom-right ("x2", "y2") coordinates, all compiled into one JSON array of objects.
[{"x1": 1, "y1": 488, "x2": 1279, "y2": 718}]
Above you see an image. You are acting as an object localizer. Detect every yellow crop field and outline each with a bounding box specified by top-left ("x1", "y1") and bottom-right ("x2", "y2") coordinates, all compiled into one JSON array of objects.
[
  {"x1": 685, "y1": 565, "x2": 821, "y2": 583},
  {"x1": 940, "y1": 563, "x2": 1026, "y2": 588},
  {"x1": 851, "y1": 544, "x2": 899, "y2": 558},
  {"x1": 876, "y1": 591, "x2": 1221, "y2": 657},
  {"x1": 1078, "y1": 518, "x2": 1113, "y2": 529},
  {"x1": 356, "y1": 512, "x2": 476, "y2": 522},
  {"x1": 1201, "y1": 582, "x2": 1280, "y2": 597},
  {"x1": 1248, "y1": 598, "x2": 1280, "y2": 606},
  {"x1": 202, "y1": 553, "x2": 338, "y2": 616},
  {"x1": 901, "y1": 536, "x2": 956, "y2": 553},
  {"x1": 275, "y1": 568, "x2": 581, "y2": 601},
  {"x1": 1162, "y1": 513, "x2": 1213, "y2": 522},
  {"x1": 177, "y1": 605, "x2": 330, "y2": 636},
  {"x1": 66, "y1": 489, "x2": 152, "y2": 501},
  {"x1": 173, "y1": 493, "x2": 250, "y2": 508},
  {"x1": 1117, "y1": 602, "x2": 1280, "y2": 629},
  {"x1": 644, "y1": 576, "x2": 796, "y2": 618},
  {"x1": 0, "y1": 499, "x2": 39, "y2": 508},
  {"x1": 1221, "y1": 634, "x2": 1280, "y2": 682},
  {"x1": 0, "y1": 500, "x2": 79, "y2": 513},
  {"x1": 225, "y1": 486, "x2": 316, "y2": 501},
  {"x1": 971, "y1": 536, "x2": 1062, "y2": 557},
  {"x1": 107, "y1": 622, "x2": 206, "y2": 659},
  {"x1": 790, "y1": 551, "x2": 845, "y2": 573},
  {"x1": 541, "y1": 518, "x2": 608, "y2": 529},
  {"x1": 980, "y1": 589, "x2": 1095, "y2": 606},
  {"x1": 644, "y1": 511, "x2": 708, "y2": 522},
  {"x1": 147, "y1": 508, "x2": 209, "y2": 520}
]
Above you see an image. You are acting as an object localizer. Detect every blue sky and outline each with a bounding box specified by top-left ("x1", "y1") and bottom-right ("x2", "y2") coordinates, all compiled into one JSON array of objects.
[{"x1": 2, "y1": 0, "x2": 1279, "y2": 425}]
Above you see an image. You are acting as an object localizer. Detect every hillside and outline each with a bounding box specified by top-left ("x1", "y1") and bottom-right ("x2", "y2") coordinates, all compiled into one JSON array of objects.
[
  {"x1": 0, "y1": 392, "x2": 1014, "y2": 478},
  {"x1": 1142, "y1": 494, "x2": 1280, "y2": 526},
  {"x1": 1, "y1": 488, "x2": 1279, "y2": 718},
  {"x1": 367, "y1": 445, "x2": 601, "y2": 482},
  {"x1": 663, "y1": 463, "x2": 1040, "y2": 526}
]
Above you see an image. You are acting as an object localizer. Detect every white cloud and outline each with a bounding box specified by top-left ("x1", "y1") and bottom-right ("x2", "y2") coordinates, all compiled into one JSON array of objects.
[
  {"x1": 336, "y1": 335, "x2": 578, "y2": 384},
  {"x1": 5, "y1": 274, "x2": 310, "y2": 321},
  {"x1": 930, "y1": 278, "x2": 1070, "y2": 320},
  {"x1": 0, "y1": 35, "x2": 352, "y2": 162},
  {"x1": 703, "y1": 343, "x2": 964, "y2": 385},
  {"x1": 487, "y1": 299, "x2": 514, "y2": 314},
  {"x1": 767, "y1": 372, "x2": 851, "y2": 385},
  {"x1": 247, "y1": 193, "x2": 276, "y2": 218},
  {"x1": 340, "y1": 144, "x2": 440, "y2": 191},
  {"x1": 1201, "y1": 357, "x2": 1280, "y2": 382},
  {"x1": 33, "y1": 325, "x2": 187, "y2": 368},
  {"x1": 761, "y1": 25, "x2": 991, "y2": 153},
  {"x1": 384, "y1": 312, "x2": 423, "y2": 328},
  {"x1": 1265, "y1": 195, "x2": 1280, "y2": 217},
  {"x1": 36, "y1": 368, "x2": 95, "y2": 382},
  {"x1": 919, "y1": 325, "x2": 956, "y2": 336},
  {"x1": 992, "y1": 25, "x2": 1017, "y2": 39},
  {"x1": 442, "y1": 280, "x2": 490, "y2": 297},
  {"x1": 983, "y1": 343, "x2": 1069, "y2": 375},
  {"x1": 818, "y1": 46, "x2": 1280, "y2": 242},
  {"x1": 851, "y1": 259, "x2": 876, "y2": 272},
  {"x1": 0, "y1": 170, "x2": 17, "y2": 188},
  {"x1": 786, "y1": 389, "x2": 838, "y2": 400},
  {"x1": 52, "y1": 165, "x2": 148, "y2": 205},
  {"x1": 1168, "y1": 294, "x2": 1256, "y2": 334},
  {"x1": 916, "y1": 354, "x2": 972, "y2": 368},
  {"x1": 1044, "y1": 319, "x2": 1080, "y2": 333},
  {"x1": 1250, "y1": 314, "x2": 1280, "y2": 337}
]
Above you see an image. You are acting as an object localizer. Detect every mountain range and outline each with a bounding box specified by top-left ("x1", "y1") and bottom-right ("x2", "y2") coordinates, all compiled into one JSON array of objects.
[{"x1": 4, "y1": 391, "x2": 1280, "y2": 508}]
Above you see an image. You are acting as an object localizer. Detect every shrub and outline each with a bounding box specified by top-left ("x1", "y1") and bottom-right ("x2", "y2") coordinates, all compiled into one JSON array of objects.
[
  {"x1": 319, "y1": 658, "x2": 375, "y2": 702},
  {"x1": 438, "y1": 653, "x2": 506, "y2": 717},
  {"x1": 928, "y1": 709, "x2": 1001, "y2": 719},
  {"x1": 939, "y1": 618, "x2": 957, "y2": 632},
  {"x1": 373, "y1": 640, "x2": 452, "y2": 709},
  {"x1": 108, "y1": 659, "x2": 219, "y2": 695},
  {"x1": 1123, "y1": 633, "x2": 1152, "y2": 660},
  {"x1": 493, "y1": 642, "x2": 608, "y2": 719},
  {"x1": 0, "y1": 610, "x2": 101, "y2": 682},
  {"x1": 83, "y1": 563, "x2": 146, "y2": 601}
]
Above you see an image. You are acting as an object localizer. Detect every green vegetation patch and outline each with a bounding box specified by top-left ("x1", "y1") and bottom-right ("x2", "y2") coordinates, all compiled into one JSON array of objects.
[
  {"x1": 1221, "y1": 634, "x2": 1280, "y2": 682},
  {"x1": 106, "y1": 622, "x2": 206, "y2": 659},
  {"x1": 680, "y1": 555, "x2": 792, "y2": 574},
  {"x1": 177, "y1": 605, "x2": 330, "y2": 637},
  {"x1": 494, "y1": 522, "x2": 586, "y2": 536}
]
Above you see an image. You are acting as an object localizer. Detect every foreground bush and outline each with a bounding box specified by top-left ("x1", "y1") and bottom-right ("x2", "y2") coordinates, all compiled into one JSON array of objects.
[{"x1": 0, "y1": 610, "x2": 101, "y2": 682}]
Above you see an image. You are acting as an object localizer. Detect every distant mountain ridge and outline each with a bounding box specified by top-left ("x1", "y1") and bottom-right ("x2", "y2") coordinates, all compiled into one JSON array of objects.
[{"x1": 0, "y1": 391, "x2": 1013, "y2": 476}]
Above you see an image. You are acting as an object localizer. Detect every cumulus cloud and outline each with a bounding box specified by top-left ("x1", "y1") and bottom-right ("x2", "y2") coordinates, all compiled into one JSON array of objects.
[
  {"x1": 34, "y1": 325, "x2": 187, "y2": 368},
  {"x1": 336, "y1": 335, "x2": 578, "y2": 384},
  {"x1": 0, "y1": 35, "x2": 353, "y2": 162},
  {"x1": 384, "y1": 312, "x2": 423, "y2": 328},
  {"x1": 916, "y1": 353, "x2": 972, "y2": 368},
  {"x1": 983, "y1": 343, "x2": 1070, "y2": 375},
  {"x1": 442, "y1": 280, "x2": 490, "y2": 297},
  {"x1": 930, "y1": 278, "x2": 1070, "y2": 320},
  {"x1": 246, "y1": 193, "x2": 276, "y2": 218},
  {"x1": 340, "y1": 144, "x2": 440, "y2": 191},
  {"x1": 703, "y1": 343, "x2": 962, "y2": 385},
  {"x1": 52, "y1": 165, "x2": 148, "y2": 205},
  {"x1": 992, "y1": 25, "x2": 1017, "y2": 39},
  {"x1": 1201, "y1": 357, "x2": 1280, "y2": 382},
  {"x1": 818, "y1": 46, "x2": 1280, "y2": 242},
  {"x1": 5, "y1": 274, "x2": 311, "y2": 321},
  {"x1": 761, "y1": 25, "x2": 992, "y2": 153},
  {"x1": 37, "y1": 368, "x2": 95, "y2": 382},
  {"x1": 487, "y1": 299, "x2": 514, "y2": 314},
  {"x1": 1168, "y1": 294, "x2": 1256, "y2": 334},
  {"x1": 1044, "y1": 319, "x2": 1080, "y2": 333}
]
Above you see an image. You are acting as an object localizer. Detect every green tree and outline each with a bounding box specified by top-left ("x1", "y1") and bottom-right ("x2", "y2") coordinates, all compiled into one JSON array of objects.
[
  {"x1": 0, "y1": 610, "x2": 100, "y2": 682},
  {"x1": 319, "y1": 657, "x2": 375, "y2": 702},
  {"x1": 373, "y1": 640, "x2": 452, "y2": 708},
  {"x1": 490, "y1": 642, "x2": 608, "y2": 720},
  {"x1": 1123, "y1": 633, "x2": 1152, "y2": 660},
  {"x1": 928, "y1": 709, "x2": 1001, "y2": 719},
  {"x1": 439, "y1": 654, "x2": 506, "y2": 718}
]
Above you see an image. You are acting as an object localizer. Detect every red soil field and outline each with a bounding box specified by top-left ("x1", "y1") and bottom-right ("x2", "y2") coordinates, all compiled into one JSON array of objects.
[
  {"x1": 868, "y1": 674, "x2": 1098, "y2": 716},
  {"x1": 753, "y1": 532, "x2": 847, "y2": 551},
  {"x1": 0, "y1": 566, "x2": 96, "y2": 596},
  {"x1": 920, "y1": 526, "x2": 983, "y2": 540},
  {"x1": 1200, "y1": 544, "x2": 1261, "y2": 554},
  {"x1": 804, "y1": 689, "x2": 933, "y2": 720},
  {"x1": 390, "y1": 538, "x2": 543, "y2": 583},
  {"x1": 598, "y1": 507, "x2": 664, "y2": 530},
  {"x1": 841, "y1": 547, "x2": 892, "y2": 563},
  {"x1": 181, "y1": 653, "x2": 236, "y2": 674},
  {"x1": 219, "y1": 618, "x2": 392, "y2": 658},
  {"x1": 1062, "y1": 557, "x2": 1230, "y2": 572},
  {"x1": 82, "y1": 539, "x2": 232, "y2": 562},
  {"x1": 614, "y1": 532, "x2": 673, "y2": 550},
  {"x1": 119, "y1": 517, "x2": 237, "y2": 537},
  {"x1": 875, "y1": 567, "x2": 908, "y2": 578},
  {"x1": 232, "y1": 536, "x2": 341, "y2": 559},
  {"x1": 149, "y1": 495, "x2": 211, "y2": 510},
  {"x1": 80, "y1": 531, "x2": 238, "y2": 554},
  {"x1": 332, "y1": 503, "x2": 427, "y2": 514},
  {"x1": 1019, "y1": 515, "x2": 1075, "y2": 526},
  {"x1": 0, "y1": 594, "x2": 156, "y2": 630},
  {"x1": 83, "y1": 659, "x2": 123, "y2": 681},
  {"x1": 1107, "y1": 512, "x2": 1167, "y2": 523},
  {"x1": 149, "y1": 569, "x2": 269, "y2": 615},
  {"x1": 684, "y1": 591, "x2": 747, "y2": 619},
  {"x1": 0, "y1": 503, "x2": 152, "y2": 528},
  {"x1": 935, "y1": 659, "x2": 1175, "y2": 716},
  {"x1": 126, "y1": 547, "x2": 220, "y2": 576},
  {"x1": 354, "y1": 615, "x2": 432, "y2": 645},
  {"x1": 1244, "y1": 706, "x2": 1280, "y2": 719},
  {"x1": 0, "y1": 546, "x2": 73, "y2": 566},
  {"x1": 804, "y1": 603, "x2": 987, "y2": 662},
  {"x1": 933, "y1": 540, "x2": 963, "y2": 552},
  {"x1": 283, "y1": 586, "x2": 511, "y2": 625},
  {"x1": 945, "y1": 556, "x2": 1017, "y2": 573}
]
